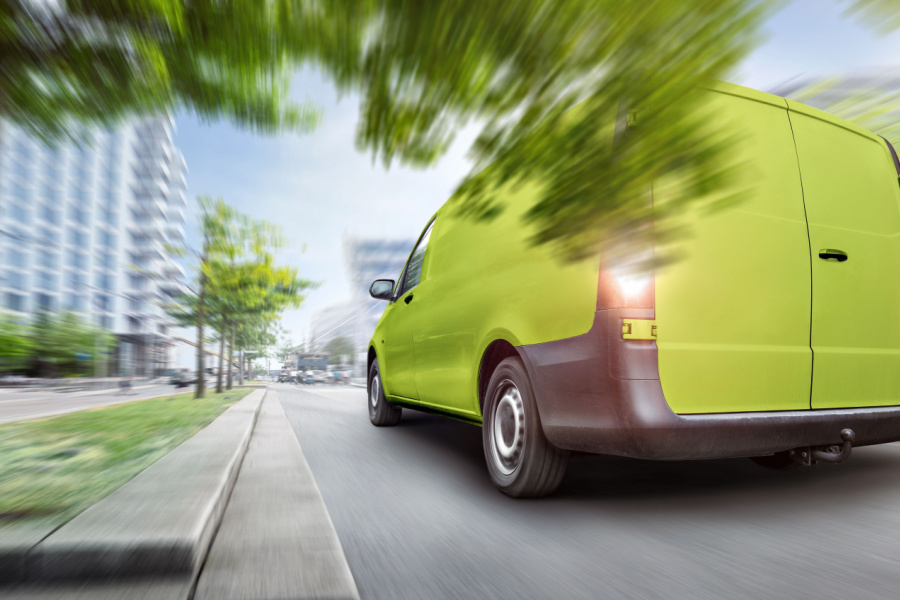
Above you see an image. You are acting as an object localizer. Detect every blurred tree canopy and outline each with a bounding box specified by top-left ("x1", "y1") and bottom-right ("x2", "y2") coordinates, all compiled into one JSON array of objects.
[{"x1": 3, "y1": 0, "x2": 897, "y2": 261}]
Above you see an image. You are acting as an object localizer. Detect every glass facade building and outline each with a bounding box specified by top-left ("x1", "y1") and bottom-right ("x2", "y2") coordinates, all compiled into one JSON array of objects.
[{"x1": 0, "y1": 117, "x2": 188, "y2": 376}]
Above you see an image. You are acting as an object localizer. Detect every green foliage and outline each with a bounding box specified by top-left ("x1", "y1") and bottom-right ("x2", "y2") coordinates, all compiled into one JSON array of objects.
[
  {"x1": 5, "y1": 1, "x2": 898, "y2": 260},
  {"x1": 164, "y1": 196, "x2": 316, "y2": 392},
  {"x1": 0, "y1": 387, "x2": 250, "y2": 527},
  {"x1": 0, "y1": 316, "x2": 33, "y2": 372},
  {"x1": 0, "y1": 0, "x2": 323, "y2": 142},
  {"x1": 0, "y1": 312, "x2": 114, "y2": 376}
]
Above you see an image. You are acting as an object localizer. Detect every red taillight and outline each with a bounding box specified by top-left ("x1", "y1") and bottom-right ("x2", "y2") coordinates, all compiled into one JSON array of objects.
[{"x1": 597, "y1": 267, "x2": 654, "y2": 309}]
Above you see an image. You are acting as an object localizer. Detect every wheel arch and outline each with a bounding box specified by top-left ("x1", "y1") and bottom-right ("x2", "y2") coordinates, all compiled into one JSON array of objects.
[
  {"x1": 478, "y1": 338, "x2": 522, "y2": 416},
  {"x1": 367, "y1": 345, "x2": 378, "y2": 382}
]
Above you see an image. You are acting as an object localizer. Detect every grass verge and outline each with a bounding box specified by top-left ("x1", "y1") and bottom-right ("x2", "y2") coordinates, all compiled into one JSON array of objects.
[{"x1": 0, "y1": 387, "x2": 253, "y2": 528}]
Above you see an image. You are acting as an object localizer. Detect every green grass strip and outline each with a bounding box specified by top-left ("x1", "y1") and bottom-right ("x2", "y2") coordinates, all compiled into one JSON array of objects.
[{"x1": 0, "y1": 387, "x2": 253, "y2": 528}]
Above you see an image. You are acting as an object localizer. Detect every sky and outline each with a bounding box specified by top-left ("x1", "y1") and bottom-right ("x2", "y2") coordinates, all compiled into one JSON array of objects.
[{"x1": 173, "y1": 0, "x2": 900, "y2": 346}]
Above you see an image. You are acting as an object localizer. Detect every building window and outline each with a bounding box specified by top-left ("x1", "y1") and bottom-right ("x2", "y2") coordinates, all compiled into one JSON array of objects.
[
  {"x1": 100, "y1": 316, "x2": 113, "y2": 330},
  {"x1": 67, "y1": 253, "x2": 87, "y2": 270},
  {"x1": 102, "y1": 232, "x2": 116, "y2": 248},
  {"x1": 102, "y1": 209, "x2": 117, "y2": 226},
  {"x1": 5, "y1": 270, "x2": 26, "y2": 290},
  {"x1": 39, "y1": 251, "x2": 58, "y2": 270},
  {"x1": 42, "y1": 185, "x2": 60, "y2": 203},
  {"x1": 42, "y1": 229, "x2": 61, "y2": 247},
  {"x1": 10, "y1": 203, "x2": 29, "y2": 224},
  {"x1": 69, "y1": 205, "x2": 88, "y2": 225},
  {"x1": 42, "y1": 204, "x2": 61, "y2": 225},
  {"x1": 95, "y1": 272, "x2": 113, "y2": 291},
  {"x1": 66, "y1": 270, "x2": 86, "y2": 290},
  {"x1": 5, "y1": 293, "x2": 26, "y2": 312},
  {"x1": 5, "y1": 249, "x2": 26, "y2": 268},
  {"x1": 35, "y1": 293, "x2": 54, "y2": 312},
  {"x1": 38, "y1": 271, "x2": 57, "y2": 291},
  {"x1": 95, "y1": 294, "x2": 111, "y2": 312},
  {"x1": 100, "y1": 252, "x2": 116, "y2": 270},
  {"x1": 129, "y1": 274, "x2": 147, "y2": 291},
  {"x1": 11, "y1": 181, "x2": 29, "y2": 200},
  {"x1": 65, "y1": 293, "x2": 84, "y2": 311},
  {"x1": 68, "y1": 229, "x2": 88, "y2": 247}
]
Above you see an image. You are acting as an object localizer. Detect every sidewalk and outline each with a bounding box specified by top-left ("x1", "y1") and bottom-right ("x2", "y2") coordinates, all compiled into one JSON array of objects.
[
  {"x1": 195, "y1": 390, "x2": 359, "y2": 600},
  {"x1": 2, "y1": 385, "x2": 359, "y2": 600}
]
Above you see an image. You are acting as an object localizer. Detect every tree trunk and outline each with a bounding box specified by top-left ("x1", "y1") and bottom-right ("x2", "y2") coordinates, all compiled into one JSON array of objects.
[
  {"x1": 239, "y1": 349, "x2": 245, "y2": 386},
  {"x1": 216, "y1": 319, "x2": 226, "y2": 394},
  {"x1": 227, "y1": 320, "x2": 235, "y2": 390},
  {"x1": 195, "y1": 249, "x2": 207, "y2": 399}
]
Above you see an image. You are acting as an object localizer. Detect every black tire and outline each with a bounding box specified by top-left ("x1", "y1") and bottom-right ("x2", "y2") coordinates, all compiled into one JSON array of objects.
[
  {"x1": 368, "y1": 360, "x2": 401, "y2": 426},
  {"x1": 749, "y1": 451, "x2": 799, "y2": 470},
  {"x1": 483, "y1": 357, "x2": 569, "y2": 498}
]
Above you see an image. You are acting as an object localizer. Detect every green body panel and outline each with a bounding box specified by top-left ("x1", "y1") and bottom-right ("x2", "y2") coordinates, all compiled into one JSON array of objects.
[
  {"x1": 377, "y1": 299, "x2": 419, "y2": 399},
  {"x1": 787, "y1": 100, "x2": 900, "y2": 410},
  {"x1": 374, "y1": 181, "x2": 600, "y2": 417},
  {"x1": 374, "y1": 80, "x2": 900, "y2": 420},
  {"x1": 656, "y1": 84, "x2": 814, "y2": 414}
]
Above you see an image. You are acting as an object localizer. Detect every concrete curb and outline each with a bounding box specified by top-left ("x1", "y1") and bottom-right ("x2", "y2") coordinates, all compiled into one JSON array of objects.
[
  {"x1": 0, "y1": 387, "x2": 266, "y2": 584},
  {"x1": 194, "y1": 390, "x2": 360, "y2": 600}
]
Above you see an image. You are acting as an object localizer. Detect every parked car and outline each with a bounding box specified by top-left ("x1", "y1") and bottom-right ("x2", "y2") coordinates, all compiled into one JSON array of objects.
[
  {"x1": 172, "y1": 370, "x2": 196, "y2": 388},
  {"x1": 366, "y1": 81, "x2": 900, "y2": 498}
]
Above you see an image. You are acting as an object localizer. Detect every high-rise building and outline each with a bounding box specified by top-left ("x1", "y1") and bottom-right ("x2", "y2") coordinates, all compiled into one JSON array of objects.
[
  {"x1": 333, "y1": 236, "x2": 414, "y2": 360},
  {"x1": 0, "y1": 117, "x2": 188, "y2": 376}
]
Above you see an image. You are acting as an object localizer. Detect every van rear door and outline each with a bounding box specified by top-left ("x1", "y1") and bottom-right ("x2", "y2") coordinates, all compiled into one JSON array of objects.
[
  {"x1": 655, "y1": 85, "x2": 813, "y2": 414},
  {"x1": 787, "y1": 101, "x2": 900, "y2": 410}
]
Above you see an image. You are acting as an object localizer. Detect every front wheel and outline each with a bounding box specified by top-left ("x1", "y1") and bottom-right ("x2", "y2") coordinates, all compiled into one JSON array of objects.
[
  {"x1": 368, "y1": 360, "x2": 401, "y2": 426},
  {"x1": 483, "y1": 357, "x2": 569, "y2": 498}
]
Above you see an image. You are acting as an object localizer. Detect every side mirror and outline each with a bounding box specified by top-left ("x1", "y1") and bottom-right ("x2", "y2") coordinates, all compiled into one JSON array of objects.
[{"x1": 369, "y1": 279, "x2": 395, "y2": 300}]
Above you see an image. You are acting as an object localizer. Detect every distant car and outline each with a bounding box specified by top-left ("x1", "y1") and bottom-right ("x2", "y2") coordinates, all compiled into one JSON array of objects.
[{"x1": 173, "y1": 371, "x2": 196, "y2": 388}]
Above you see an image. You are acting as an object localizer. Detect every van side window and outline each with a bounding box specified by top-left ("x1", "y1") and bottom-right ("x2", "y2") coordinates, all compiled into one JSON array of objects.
[{"x1": 400, "y1": 219, "x2": 435, "y2": 296}]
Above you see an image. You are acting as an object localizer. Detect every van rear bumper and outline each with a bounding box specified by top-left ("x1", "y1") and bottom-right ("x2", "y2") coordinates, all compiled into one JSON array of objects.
[{"x1": 517, "y1": 309, "x2": 900, "y2": 460}]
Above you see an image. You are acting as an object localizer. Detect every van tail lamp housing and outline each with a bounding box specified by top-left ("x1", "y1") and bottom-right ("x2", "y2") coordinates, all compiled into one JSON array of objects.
[
  {"x1": 622, "y1": 318, "x2": 657, "y2": 340},
  {"x1": 597, "y1": 267, "x2": 654, "y2": 309}
]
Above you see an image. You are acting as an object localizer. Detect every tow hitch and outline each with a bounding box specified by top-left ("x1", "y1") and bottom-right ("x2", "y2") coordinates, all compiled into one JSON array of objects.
[{"x1": 788, "y1": 429, "x2": 856, "y2": 466}]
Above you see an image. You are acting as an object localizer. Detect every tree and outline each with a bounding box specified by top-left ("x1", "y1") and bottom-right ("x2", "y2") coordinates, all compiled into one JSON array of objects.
[
  {"x1": 165, "y1": 196, "x2": 315, "y2": 395},
  {"x1": 5, "y1": 1, "x2": 895, "y2": 262},
  {"x1": 0, "y1": 316, "x2": 33, "y2": 374},
  {"x1": 26, "y1": 312, "x2": 115, "y2": 377},
  {"x1": 0, "y1": 0, "x2": 324, "y2": 142}
]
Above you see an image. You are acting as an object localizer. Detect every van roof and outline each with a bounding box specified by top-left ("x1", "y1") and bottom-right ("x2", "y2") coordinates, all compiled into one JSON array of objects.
[{"x1": 710, "y1": 80, "x2": 879, "y2": 142}]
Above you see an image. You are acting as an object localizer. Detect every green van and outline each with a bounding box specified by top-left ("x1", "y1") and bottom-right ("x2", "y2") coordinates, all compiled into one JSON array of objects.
[{"x1": 366, "y1": 81, "x2": 900, "y2": 498}]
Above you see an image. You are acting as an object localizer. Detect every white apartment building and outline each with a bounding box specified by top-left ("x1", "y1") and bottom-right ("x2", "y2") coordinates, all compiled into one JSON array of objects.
[{"x1": 0, "y1": 116, "x2": 188, "y2": 376}]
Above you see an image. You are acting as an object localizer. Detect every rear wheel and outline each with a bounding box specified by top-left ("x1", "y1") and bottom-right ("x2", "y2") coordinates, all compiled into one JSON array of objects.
[
  {"x1": 368, "y1": 360, "x2": 401, "y2": 426},
  {"x1": 483, "y1": 357, "x2": 568, "y2": 497}
]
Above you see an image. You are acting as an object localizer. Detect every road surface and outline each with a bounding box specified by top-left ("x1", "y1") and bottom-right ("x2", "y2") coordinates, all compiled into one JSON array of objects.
[
  {"x1": 0, "y1": 382, "x2": 212, "y2": 424},
  {"x1": 278, "y1": 382, "x2": 900, "y2": 600}
]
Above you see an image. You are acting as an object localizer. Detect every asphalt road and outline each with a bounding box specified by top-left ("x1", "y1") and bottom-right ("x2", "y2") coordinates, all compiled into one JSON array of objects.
[
  {"x1": 0, "y1": 382, "x2": 211, "y2": 424},
  {"x1": 278, "y1": 383, "x2": 900, "y2": 600}
]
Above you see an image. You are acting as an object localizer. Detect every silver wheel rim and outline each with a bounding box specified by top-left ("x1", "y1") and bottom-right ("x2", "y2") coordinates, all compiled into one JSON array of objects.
[
  {"x1": 490, "y1": 380, "x2": 525, "y2": 475},
  {"x1": 370, "y1": 375, "x2": 380, "y2": 410}
]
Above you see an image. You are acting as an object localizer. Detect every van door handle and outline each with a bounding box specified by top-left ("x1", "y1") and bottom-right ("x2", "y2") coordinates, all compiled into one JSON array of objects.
[
  {"x1": 404, "y1": 294, "x2": 414, "y2": 304},
  {"x1": 818, "y1": 249, "x2": 848, "y2": 262}
]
